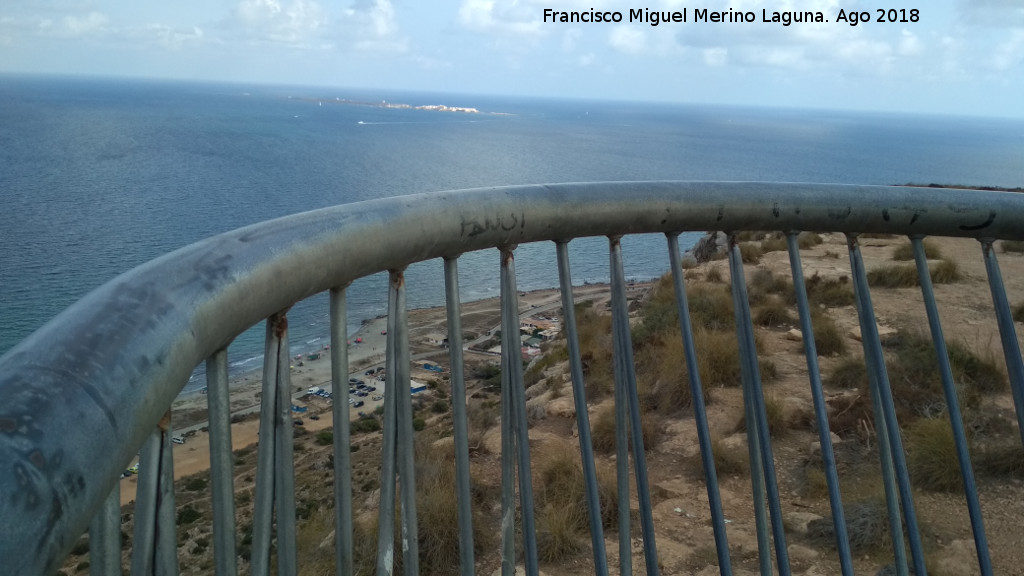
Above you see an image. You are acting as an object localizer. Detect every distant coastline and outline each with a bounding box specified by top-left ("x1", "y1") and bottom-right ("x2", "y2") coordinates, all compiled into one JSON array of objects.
[{"x1": 286, "y1": 95, "x2": 514, "y2": 116}]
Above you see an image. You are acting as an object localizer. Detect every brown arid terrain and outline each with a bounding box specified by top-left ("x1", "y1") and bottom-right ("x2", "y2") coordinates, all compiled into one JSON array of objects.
[{"x1": 61, "y1": 233, "x2": 1024, "y2": 576}]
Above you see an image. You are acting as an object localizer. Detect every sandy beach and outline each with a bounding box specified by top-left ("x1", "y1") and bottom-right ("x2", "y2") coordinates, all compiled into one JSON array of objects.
[{"x1": 118, "y1": 283, "x2": 620, "y2": 504}]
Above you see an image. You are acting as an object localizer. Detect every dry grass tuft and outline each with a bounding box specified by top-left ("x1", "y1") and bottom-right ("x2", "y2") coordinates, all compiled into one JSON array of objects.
[
  {"x1": 891, "y1": 239, "x2": 942, "y2": 261},
  {"x1": 1001, "y1": 239, "x2": 1024, "y2": 253},
  {"x1": 589, "y1": 405, "x2": 661, "y2": 454},
  {"x1": 867, "y1": 259, "x2": 961, "y2": 288},
  {"x1": 906, "y1": 417, "x2": 963, "y2": 492}
]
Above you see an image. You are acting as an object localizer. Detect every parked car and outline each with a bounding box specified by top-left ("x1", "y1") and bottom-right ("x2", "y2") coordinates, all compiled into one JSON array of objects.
[
  {"x1": 293, "y1": 419, "x2": 304, "y2": 426},
  {"x1": 171, "y1": 436, "x2": 185, "y2": 445},
  {"x1": 348, "y1": 377, "x2": 359, "y2": 384},
  {"x1": 353, "y1": 401, "x2": 364, "y2": 408},
  {"x1": 309, "y1": 414, "x2": 320, "y2": 420}
]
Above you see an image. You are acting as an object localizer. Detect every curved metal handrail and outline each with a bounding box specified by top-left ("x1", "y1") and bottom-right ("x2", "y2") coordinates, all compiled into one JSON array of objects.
[{"x1": 2, "y1": 181, "x2": 1023, "y2": 573}]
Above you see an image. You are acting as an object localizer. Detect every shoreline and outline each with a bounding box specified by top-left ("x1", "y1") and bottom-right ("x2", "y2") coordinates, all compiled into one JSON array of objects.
[{"x1": 118, "y1": 283, "x2": 625, "y2": 505}]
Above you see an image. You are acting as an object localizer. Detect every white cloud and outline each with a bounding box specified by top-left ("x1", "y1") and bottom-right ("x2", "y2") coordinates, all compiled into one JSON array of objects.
[
  {"x1": 142, "y1": 24, "x2": 205, "y2": 49},
  {"x1": 991, "y1": 29, "x2": 1024, "y2": 70},
  {"x1": 703, "y1": 47, "x2": 727, "y2": 66},
  {"x1": 457, "y1": 0, "x2": 545, "y2": 37},
  {"x1": 234, "y1": 0, "x2": 325, "y2": 46},
  {"x1": 339, "y1": 0, "x2": 407, "y2": 53},
  {"x1": 609, "y1": 26, "x2": 645, "y2": 54},
  {"x1": 36, "y1": 11, "x2": 109, "y2": 37},
  {"x1": 898, "y1": 29, "x2": 921, "y2": 56}
]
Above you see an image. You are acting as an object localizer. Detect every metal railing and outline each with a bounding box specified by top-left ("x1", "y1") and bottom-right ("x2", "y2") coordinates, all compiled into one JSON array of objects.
[{"x1": 1, "y1": 182, "x2": 1023, "y2": 576}]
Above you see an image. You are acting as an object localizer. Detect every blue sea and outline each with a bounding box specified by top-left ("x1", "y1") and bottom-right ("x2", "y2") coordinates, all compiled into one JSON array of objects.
[{"x1": 2, "y1": 74, "x2": 1023, "y2": 389}]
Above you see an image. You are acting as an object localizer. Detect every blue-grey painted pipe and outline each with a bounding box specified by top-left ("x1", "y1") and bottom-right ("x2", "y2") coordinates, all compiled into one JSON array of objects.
[
  {"x1": 393, "y1": 270, "x2": 420, "y2": 576},
  {"x1": 3, "y1": 182, "x2": 1024, "y2": 574},
  {"x1": 376, "y1": 274, "x2": 401, "y2": 576},
  {"x1": 275, "y1": 323, "x2": 298, "y2": 576},
  {"x1": 784, "y1": 233, "x2": 854, "y2": 576},
  {"x1": 206, "y1": 348, "x2": 238, "y2": 576},
  {"x1": 609, "y1": 236, "x2": 661, "y2": 576},
  {"x1": 500, "y1": 247, "x2": 540, "y2": 575},
  {"x1": 500, "y1": 278, "x2": 517, "y2": 576},
  {"x1": 980, "y1": 241, "x2": 1024, "y2": 451},
  {"x1": 727, "y1": 236, "x2": 790, "y2": 576},
  {"x1": 555, "y1": 241, "x2": 609, "y2": 576},
  {"x1": 847, "y1": 236, "x2": 926, "y2": 576},
  {"x1": 665, "y1": 233, "x2": 733, "y2": 576},
  {"x1": 330, "y1": 287, "x2": 355, "y2": 576},
  {"x1": 911, "y1": 236, "x2": 992, "y2": 576},
  {"x1": 89, "y1": 482, "x2": 121, "y2": 576},
  {"x1": 443, "y1": 258, "x2": 478, "y2": 576},
  {"x1": 251, "y1": 314, "x2": 285, "y2": 576}
]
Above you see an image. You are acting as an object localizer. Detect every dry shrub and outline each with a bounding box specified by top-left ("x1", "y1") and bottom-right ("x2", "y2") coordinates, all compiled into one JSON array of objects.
[
  {"x1": 808, "y1": 497, "x2": 890, "y2": 553},
  {"x1": 798, "y1": 231, "x2": 824, "y2": 249},
  {"x1": 536, "y1": 503, "x2": 585, "y2": 563},
  {"x1": 1001, "y1": 239, "x2": 1024, "y2": 253},
  {"x1": 810, "y1": 307, "x2": 847, "y2": 356},
  {"x1": 891, "y1": 239, "x2": 942, "y2": 261},
  {"x1": 576, "y1": 304, "x2": 614, "y2": 399},
  {"x1": 705, "y1": 266, "x2": 724, "y2": 283},
  {"x1": 748, "y1": 268, "x2": 793, "y2": 299},
  {"x1": 798, "y1": 461, "x2": 830, "y2": 500},
  {"x1": 687, "y1": 285, "x2": 735, "y2": 332},
  {"x1": 1014, "y1": 302, "x2": 1024, "y2": 323},
  {"x1": 414, "y1": 444, "x2": 495, "y2": 574},
  {"x1": 754, "y1": 299, "x2": 795, "y2": 327},
  {"x1": 739, "y1": 242, "x2": 763, "y2": 264},
  {"x1": 799, "y1": 273, "x2": 855, "y2": 307},
  {"x1": 867, "y1": 259, "x2": 961, "y2": 288},
  {"x1": 906, "y1": 417, "x2": 963, "y2": 492},
  {"x1": 825, "y1": 331, "x2": 1005, "y2": 422},
  {"x1": 973, "y1": 440, "x2": 1024, "y2": 477},
  {"x1": 695, "y1": 329, "x2": 742, "y2": 388},
  {"x1": 589, "y1": 405, "x2": 660, "y2": 454},
  {"x1": 733, "y1": 392, "x2": 788, "y2": 437},
  {"x1": 930, "y1": 259, "x2": 962, "y2": 283},
  {"x1": 760, "y1": 233, "x2": 788, "y2": 253}
]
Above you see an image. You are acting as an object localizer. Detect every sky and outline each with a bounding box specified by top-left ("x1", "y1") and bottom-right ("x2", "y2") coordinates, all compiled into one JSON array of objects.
[{"x1": 1, "y1": 0, "x2": 1022, "y2": 118}]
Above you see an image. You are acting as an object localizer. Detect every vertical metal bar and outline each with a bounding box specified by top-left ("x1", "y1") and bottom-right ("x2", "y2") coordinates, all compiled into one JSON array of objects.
[
  {"x1": 847, "y1": 235, "x2": 927, "y2": 576},
  {"x1": 206, "y1": 348, "x2": 238, "y2": 576},
  {"x1": 376, "y1": 278, "x2": 400, "y2": 576},
  {"x1": 726, "y1": 239, "x2": 770, "y2": 576},
  {"x1": 666, "y1": 233, "x2": 733, "y2": 576},
  {"x1": 444, "y1": 256, "x2": 477, "y2": 576},
  {"x1": 613, "y1": 339, "x2": 631, "y2": 576},
  {"x1": 500, "y1": 296, "x2": 516, "y2": 576},
  {"x1": 392, "y1": 270, "x2": 420, "y2": 576},
  {"x1": 155, "y1": 415, "x2": 179, "y2": 576},
  {"x1": 555, "y1": 241, "x2": 609, "y2": 576},
  {"x1": 727, "y1": 234, "x2": 790, "y2": 576},
  {"x1": 980, "y1": 239, "x2": 1024, "y2": 450},
  {"x1": 784, "y1": 232, "x2": 853, "y2": 576},
  {"x1": 89, "y1": 478, "x2": 120, "y2": 576},
  {"x1": 275, "y1": 319, "x2": 298, "y2": 576},
  {"x1": 912, "y1": 236, "x2": 992, "y2": 576},
  {"x1": 251, "y1": 313, "x2": 285, "y2": 576},
  {"x1": 129, "y1": 412, "x2": 177, "y2": 576},
  {"x1": 608, "y1": 236, "x2": 660, "y2": 576},
  {"x1": 129, "y1": 426, "x2": 160, "y2": 575},
  {"x1": 500, "y1": 246, "x2": 539, "y2": 576},
  {"x1": 843, "y1": 238, "x2": 907, "y2": 575},
  {"x1": 330, "y1": 287, "x2": 354, "y2": 576}
]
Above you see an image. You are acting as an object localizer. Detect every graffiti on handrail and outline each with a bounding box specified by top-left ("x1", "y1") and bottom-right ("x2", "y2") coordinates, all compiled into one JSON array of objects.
[{"x1": 460, "y1": 212, "x2": 525, "y2": 238}]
